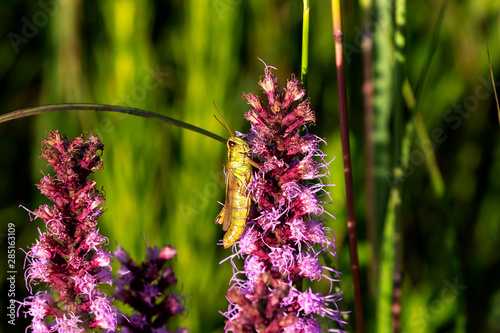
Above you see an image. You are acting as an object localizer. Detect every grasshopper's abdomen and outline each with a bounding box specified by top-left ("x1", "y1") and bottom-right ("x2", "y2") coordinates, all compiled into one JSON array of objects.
[{"x1": 223, "y1": 188, "x2": 251, "y2": 248}]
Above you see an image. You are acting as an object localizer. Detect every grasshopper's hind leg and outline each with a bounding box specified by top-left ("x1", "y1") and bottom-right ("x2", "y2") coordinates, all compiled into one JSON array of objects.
[{"x1": 215, "y1": 206, "x2": 225, "y2": 225}]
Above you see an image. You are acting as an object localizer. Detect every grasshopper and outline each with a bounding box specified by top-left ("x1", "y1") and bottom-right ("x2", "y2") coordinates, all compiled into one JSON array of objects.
[{"x1": 214, "y1": 112, "x2": 259, "y2": 248}]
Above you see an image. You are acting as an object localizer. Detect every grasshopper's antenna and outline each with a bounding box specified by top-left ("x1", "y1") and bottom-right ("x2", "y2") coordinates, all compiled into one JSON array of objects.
[{"x1": 213, "y1": 102, "x2": 235, "y2": 138}]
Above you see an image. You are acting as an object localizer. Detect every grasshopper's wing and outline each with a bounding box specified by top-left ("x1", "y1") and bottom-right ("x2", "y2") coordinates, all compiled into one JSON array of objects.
[
  {"x1": 221, "y1": 170, "x2": 238, "y2": 231},
  {"x1": 239, "y1": 166, "x2": 253, "y2": 196}
]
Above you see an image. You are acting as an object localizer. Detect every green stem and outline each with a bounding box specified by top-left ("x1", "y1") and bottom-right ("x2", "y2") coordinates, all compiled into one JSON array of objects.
[
  {"x1": 373, "y1": 0, "x2": 393, "y2": 330},
  {"x1": 413, "y1": 0, "x2": 448, "y2": 113},
  {"x1": 402, "y1": 81, "x2": 445, "y2": 198},
  {"x1": 372, "y1": 0, "x2": 393, "y2": 233},
  {"x1": 376, "y1": 0, "x2": 405, "y2": 331},
  {"x1": 377, "y1": 187, "x2": 398, "y2": 333},
  {"x1": 391, "y1": 0, "x2": 406, "y2": 331},
  {"x1": 0, "y1": 103, "x2": 226, "y2": 143},
  {"x1": 301, "y1": 0, "x2": 310, "y2": 87}
]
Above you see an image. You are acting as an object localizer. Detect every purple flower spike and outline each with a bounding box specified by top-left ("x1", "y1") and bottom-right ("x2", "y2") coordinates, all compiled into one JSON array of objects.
[
  {"x1": 223, "y1": 67, "x2": 347, "y2": 332},
  {"x1": 22, "y1": 130, "x2": 116, "y2": 332},
  {"x1": 114, "y1": 244, "x2": 187, "y2": 333}
]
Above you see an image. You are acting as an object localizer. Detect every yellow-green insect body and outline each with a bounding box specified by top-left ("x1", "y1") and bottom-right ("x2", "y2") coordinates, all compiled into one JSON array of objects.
[
  {"x1": 213, "y1": 110, "x2": 257, "y2": 249},
  {"x1": 215, "y1": 136, "x2": 253, "y2": 248}
]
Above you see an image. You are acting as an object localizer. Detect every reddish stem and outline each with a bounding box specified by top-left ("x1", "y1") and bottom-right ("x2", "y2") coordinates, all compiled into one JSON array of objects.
[{"x1": 331, "y1": 1, "x2": 365, "y2": 332}]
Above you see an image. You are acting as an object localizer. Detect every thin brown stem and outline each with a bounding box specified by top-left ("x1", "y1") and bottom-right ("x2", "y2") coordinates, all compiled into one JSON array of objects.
[{"x1": 331, "y1": 1, "x2": 365, "y2": 332}]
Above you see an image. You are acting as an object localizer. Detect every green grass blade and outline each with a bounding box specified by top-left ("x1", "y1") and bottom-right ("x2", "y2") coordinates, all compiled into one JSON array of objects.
[
  {"x1": 402, "y1": 81, "x2": 445, "y2": 198},
  {"x1": 413, "y1": 0, "x2": 448, "y2": 113},
  {"x1": 390, "y1": 0, "x2": 406, "y2": 330},
  {"x1": 372, "y1": 0, "x2": 394, "y2": 329},
  {"x1": 397, "y1": 0, "x2": 449, "y2": 199},
  {"x1": 372, "y1": 0, "x2": 393, "y2": 232},
  {"x1": 414, "y1": 112, "x2": 445, "y2": 197},
  {"x1": 301, "y1": 0, "x2": 310, "y2": 87},
  {"x1": 0, "y1": 103, "x2": 226, "y2": 143},
  {"x1": 376, "y1": 187, "x2": 398, "y2": 333}
]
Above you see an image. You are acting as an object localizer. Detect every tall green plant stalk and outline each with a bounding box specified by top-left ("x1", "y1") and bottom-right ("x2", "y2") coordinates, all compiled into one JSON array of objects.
[
  {"x1": 379, "y1": 3, "x2": 448, "y2": 332},
  {"x1": 372, "y1": 0, "x2": 394, "y2": 331},
  {"x1": 301, "y1": 0, "x2": 310, "y2": 87},
  {"x1": 391, "y1": 0, "x2": 406, "y2": 331},
  {"x1": 331, "y1": 1, "x2": 365, "y2": 332},
  {"x1": 372, "y1": 0, "x2": 393, "y2": 235},
  {"x1": 377, "y1": 188, "x2": 397, "y2": 333}
]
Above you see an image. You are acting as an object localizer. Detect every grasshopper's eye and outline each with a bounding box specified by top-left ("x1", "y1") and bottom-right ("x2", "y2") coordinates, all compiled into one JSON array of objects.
[{"x1": 228, "y1": 140, "x2": 236, "y2": 147}]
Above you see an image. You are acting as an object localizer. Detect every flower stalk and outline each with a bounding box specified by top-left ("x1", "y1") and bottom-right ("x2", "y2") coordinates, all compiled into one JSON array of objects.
[
  {"x1": 222, "y1": 67, "x2": 346, "y2": 332},
  {"x1": 22, "y1": 130, "x2": 116, "y2": 332}
]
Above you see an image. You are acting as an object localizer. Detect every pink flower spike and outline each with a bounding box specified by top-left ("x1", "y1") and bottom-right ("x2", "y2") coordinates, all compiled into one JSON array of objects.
[
  {"x1": 221, "y1": 66, "x2": 345, "y2": 332},
  {"x1": 21, "y1": 131, "x2": 116, "y2": 331}
]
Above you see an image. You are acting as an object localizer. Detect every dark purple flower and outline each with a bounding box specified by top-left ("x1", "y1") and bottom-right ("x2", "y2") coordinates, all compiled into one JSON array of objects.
[
  {"x1": 21, "y1": 130, "x2": 116, "y2": 332},
  {"x1": 222, "y1": 67, "x2": 347, "y2": 332},
  {"x1": 114, "y1": 244, "x2": 187, "y2": 333}
]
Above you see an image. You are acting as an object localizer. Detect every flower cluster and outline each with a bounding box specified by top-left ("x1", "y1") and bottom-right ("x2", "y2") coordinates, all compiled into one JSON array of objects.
[
  {"x1": 223, "y1": 68, "x2": 346, "y2": 332},
  {"x1": 114, "y1": 244, "x2": 187, "y2": 333},
  {"x1": 225, "y1": 272, "x2": 297, "y2": 332},
  {"x1": 22, "y1": 130, "x2": 116, "y2": 332}
]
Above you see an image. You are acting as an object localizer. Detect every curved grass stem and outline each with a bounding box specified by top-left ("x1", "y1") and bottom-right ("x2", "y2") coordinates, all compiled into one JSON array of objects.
[{"x1": 0, "y1": 103, "x2": 226, "y2": 143}]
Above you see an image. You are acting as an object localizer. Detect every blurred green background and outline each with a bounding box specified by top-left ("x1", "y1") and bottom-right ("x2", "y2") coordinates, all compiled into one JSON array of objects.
[{"x1": 0, "y1": 1, "x2": 499, "y2": 332}]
